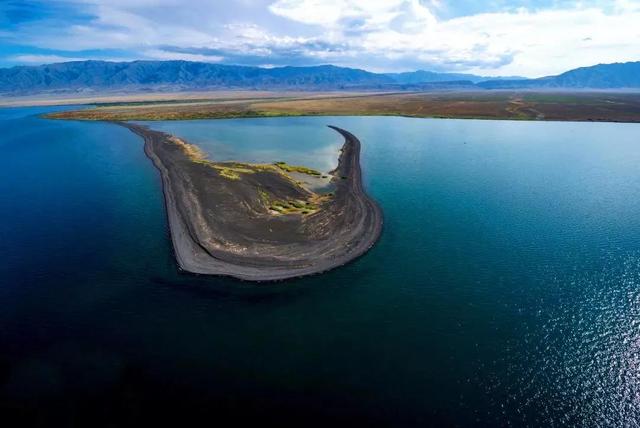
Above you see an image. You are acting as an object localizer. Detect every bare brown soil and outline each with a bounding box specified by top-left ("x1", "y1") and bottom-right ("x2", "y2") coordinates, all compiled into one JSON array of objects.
[
  {"x1": 47, "y1": 91, "x2": 640, "y2": 123},
  {"x1": 122, "y1": 123, "x2": 382, "y2": 281}
]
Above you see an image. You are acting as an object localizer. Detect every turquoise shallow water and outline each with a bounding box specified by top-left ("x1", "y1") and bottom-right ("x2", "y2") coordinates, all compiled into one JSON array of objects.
[
  {"x1": 1, "y1": 107, "x2": 640, "y2": 426},
  {"x1": 141, "y1": 118, "x2": 344, "y2": 172}
]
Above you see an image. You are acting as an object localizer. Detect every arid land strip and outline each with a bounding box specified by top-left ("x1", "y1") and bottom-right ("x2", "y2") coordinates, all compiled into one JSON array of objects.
[{"x1": 44, "y1": 91, "x2": 640, "y2": 123}]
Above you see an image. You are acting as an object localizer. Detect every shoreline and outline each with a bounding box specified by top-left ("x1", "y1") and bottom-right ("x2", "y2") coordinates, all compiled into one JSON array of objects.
[
  {"x1": 121, "y1": 122, "x2": 382, "y2": 281},
  {"x1": 48, "y1": 109, "x2": 640, "y2": 125},
  {"x1": 45, "y1": 90, "x2": 640, "y2": 124}
]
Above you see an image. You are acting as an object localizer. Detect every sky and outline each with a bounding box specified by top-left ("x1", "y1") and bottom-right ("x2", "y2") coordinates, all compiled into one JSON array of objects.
[{"x1": 0, "y1": 0, "x2": 639, "y2": 77}]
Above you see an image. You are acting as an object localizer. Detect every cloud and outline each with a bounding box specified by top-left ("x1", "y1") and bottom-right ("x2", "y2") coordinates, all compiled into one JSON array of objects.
[
  {"x1": 143, "y1": 49, "x2": 223, "y2": 62},
  {"x1": 268, "y1": 0, "x2": 429, "y2": 29},
  {"x1": 2, "y1": 0, "x2": 640, "y2": 76},
  {"x1": 269, "y1": 0, "x2": 640, "y2": 76},
  {"x1": 9, "y1": 54, "x2": 87, "y2": 64},
  {"x1": 155, "y1": 40, "x2": 351, "y2": 68}
]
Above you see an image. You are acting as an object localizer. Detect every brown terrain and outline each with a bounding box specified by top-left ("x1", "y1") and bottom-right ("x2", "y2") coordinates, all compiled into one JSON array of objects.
[
  {"x1": 121, "y1": 123, "x2": 382, "y2": 281},
  {"x1": 46, "y1": 91, "x2": 640, "y2": 123}
]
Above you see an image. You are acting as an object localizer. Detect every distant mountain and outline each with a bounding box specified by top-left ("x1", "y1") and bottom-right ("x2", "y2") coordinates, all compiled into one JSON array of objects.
[
  {"x1": 0, "y1": 60, "x2": 638, "y2": 95},
  {"x1": 478, "y1": 61, "x2": 640, "y2": 89},
  {"x1": 385, "y1": 70, "x2": 524, "y2": 84},
  {"x1": 0, "y1": 60, "x2": 499, "y2": 95},
  {"x1": 358, "y1": 80, "x2": 479, "y2": 91},
  {"x1": 0, "y1": 61, "x2": 393, "y2": 95}
]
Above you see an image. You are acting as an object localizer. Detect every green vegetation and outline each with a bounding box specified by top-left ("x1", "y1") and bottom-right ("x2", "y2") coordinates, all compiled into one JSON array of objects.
[
  {"x1": 212, "y1": 164, "x2": 255, "y2": 180},
  {"x1": 257, "y1": 177, "x2": 330, "y2": 216},
  {"x1": 216, "y1": 168, "x2": 240, "y2": 180},
  {"x1": 269, "y1": 199, "x2": 320, "y2": 215},
  {"x1": 258, "y1": 189, "x2": 271, "y2": 205},
  {"x1": 274, "y1": 161, "x2": 322, "y2": 176}
]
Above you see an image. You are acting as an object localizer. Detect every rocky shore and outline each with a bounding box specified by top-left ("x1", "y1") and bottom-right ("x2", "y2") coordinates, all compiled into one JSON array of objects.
[{"x1": 121, "y1": 122, "x2": 382, "y2": 281}]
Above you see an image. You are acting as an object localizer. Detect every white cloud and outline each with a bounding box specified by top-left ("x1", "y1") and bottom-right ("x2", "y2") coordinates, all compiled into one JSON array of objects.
[
  {"x1": 439, "y1": 6, "x2": 640, "y2": 76},
  {"x1": 269, "y1": 0, "x2": 425, "y2": 29},
  {"x1": 269, "y1": 0, "x2": 640, "y2": 76},
  {"x1": 142, "y1": 49, "x2": 223, "y2": 62},
  {"x1": 9, "y1": 54, "x2": 87, "y2": 64},
  {"x1": 5, "y1": 0, "x2": 640, "y2": 76}
]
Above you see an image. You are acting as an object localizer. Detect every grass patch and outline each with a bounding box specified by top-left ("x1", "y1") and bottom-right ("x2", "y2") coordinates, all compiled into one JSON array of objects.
[
  {"x1": 212, "y1": 164, "x2": 255, "y2": 180},
  {"x1": 268, "y1": 198, "x2": 321, "y2": 216},
  {"x1": 258, "y1": 189, "x2": 271, "y2": 205},
  {"x1": 274, "y1": 161, "x2": 322, "y2": 176},
  {"x1": 216, "y1": 168, "x2": 240, "y2": 180},
  {"x1": 266, "y1": 192, "x2": 334, "y2": 216}
]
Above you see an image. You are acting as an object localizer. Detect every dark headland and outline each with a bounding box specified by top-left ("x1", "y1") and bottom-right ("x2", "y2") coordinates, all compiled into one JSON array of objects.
[{"x1": 121, "y1": 122, "x2": 382, "y2": 281}]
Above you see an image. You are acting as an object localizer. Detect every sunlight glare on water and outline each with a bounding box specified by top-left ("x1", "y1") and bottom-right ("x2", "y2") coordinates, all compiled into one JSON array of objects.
[{"x1": 1, "y1": 108, "x2": 640, "y2": 425}]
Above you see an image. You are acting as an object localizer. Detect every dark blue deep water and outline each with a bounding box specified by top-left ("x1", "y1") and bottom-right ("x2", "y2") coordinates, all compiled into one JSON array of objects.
[{"x1": 2, "y1": 106, "x2": 640, "y2": 426}]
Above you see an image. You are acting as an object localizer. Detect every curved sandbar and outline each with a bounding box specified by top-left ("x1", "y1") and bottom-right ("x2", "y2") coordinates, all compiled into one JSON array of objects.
[{"x1": 121, "y1": 122, "x2": 382, "y2": 281}]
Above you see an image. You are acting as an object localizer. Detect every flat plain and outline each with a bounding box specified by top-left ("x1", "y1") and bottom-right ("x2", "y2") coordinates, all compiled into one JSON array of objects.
[{"x1": 44, "y1": 90, "x2": 640, "y2": 123}]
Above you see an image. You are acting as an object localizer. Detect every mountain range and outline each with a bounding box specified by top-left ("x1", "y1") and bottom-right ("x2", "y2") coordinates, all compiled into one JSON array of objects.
[
  {"x1": 0, "y1": 60, "x2": 639, "y2": 95},
  {"x1": 478, "y1": 62, "x2": 640, "y2": 89},
  {"x1": 386, "y1": 70, "x2": 523, "y2": 84}
]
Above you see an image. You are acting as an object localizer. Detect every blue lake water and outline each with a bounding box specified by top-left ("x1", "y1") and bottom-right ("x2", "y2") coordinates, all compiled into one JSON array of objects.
[
  {"x1": 140, "y1": 118, "x2": 344, "y2": 172},
  {"x1": 1, "y1": 106, "x2": 640, "y2": 426}
]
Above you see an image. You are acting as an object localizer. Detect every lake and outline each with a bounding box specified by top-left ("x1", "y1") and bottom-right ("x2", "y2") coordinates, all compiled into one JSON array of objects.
[
  {"x1": 1, "y1": 106, "x2": 639, "y2": 426},
  {"x1": 141, "y1": 118, "x2": 344, "y2": 172}
]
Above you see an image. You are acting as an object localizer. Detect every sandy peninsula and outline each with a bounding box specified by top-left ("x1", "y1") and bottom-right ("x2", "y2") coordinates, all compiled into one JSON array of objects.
[{"x1": 120, "y1": 122, "x2": 382, "y2": 281}]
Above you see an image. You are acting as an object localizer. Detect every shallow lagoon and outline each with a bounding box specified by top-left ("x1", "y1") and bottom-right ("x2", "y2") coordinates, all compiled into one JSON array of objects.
[
  {"x1": 2, "y1": 107, "x2": 640, "y2": 425},
  {"x1": 141, "y1": 118, "x2": 344, "y2": 173}
]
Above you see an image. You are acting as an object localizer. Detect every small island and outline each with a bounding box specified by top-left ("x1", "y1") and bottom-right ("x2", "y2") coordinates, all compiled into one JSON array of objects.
[{"x1": 121, "y1": 122, "x2": 382, "y2": 281}]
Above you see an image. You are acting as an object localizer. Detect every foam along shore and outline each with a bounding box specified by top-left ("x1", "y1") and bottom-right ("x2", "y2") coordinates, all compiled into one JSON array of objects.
[{"x1": 120, "y1": 122, "x2": 382, "y2": 281}]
